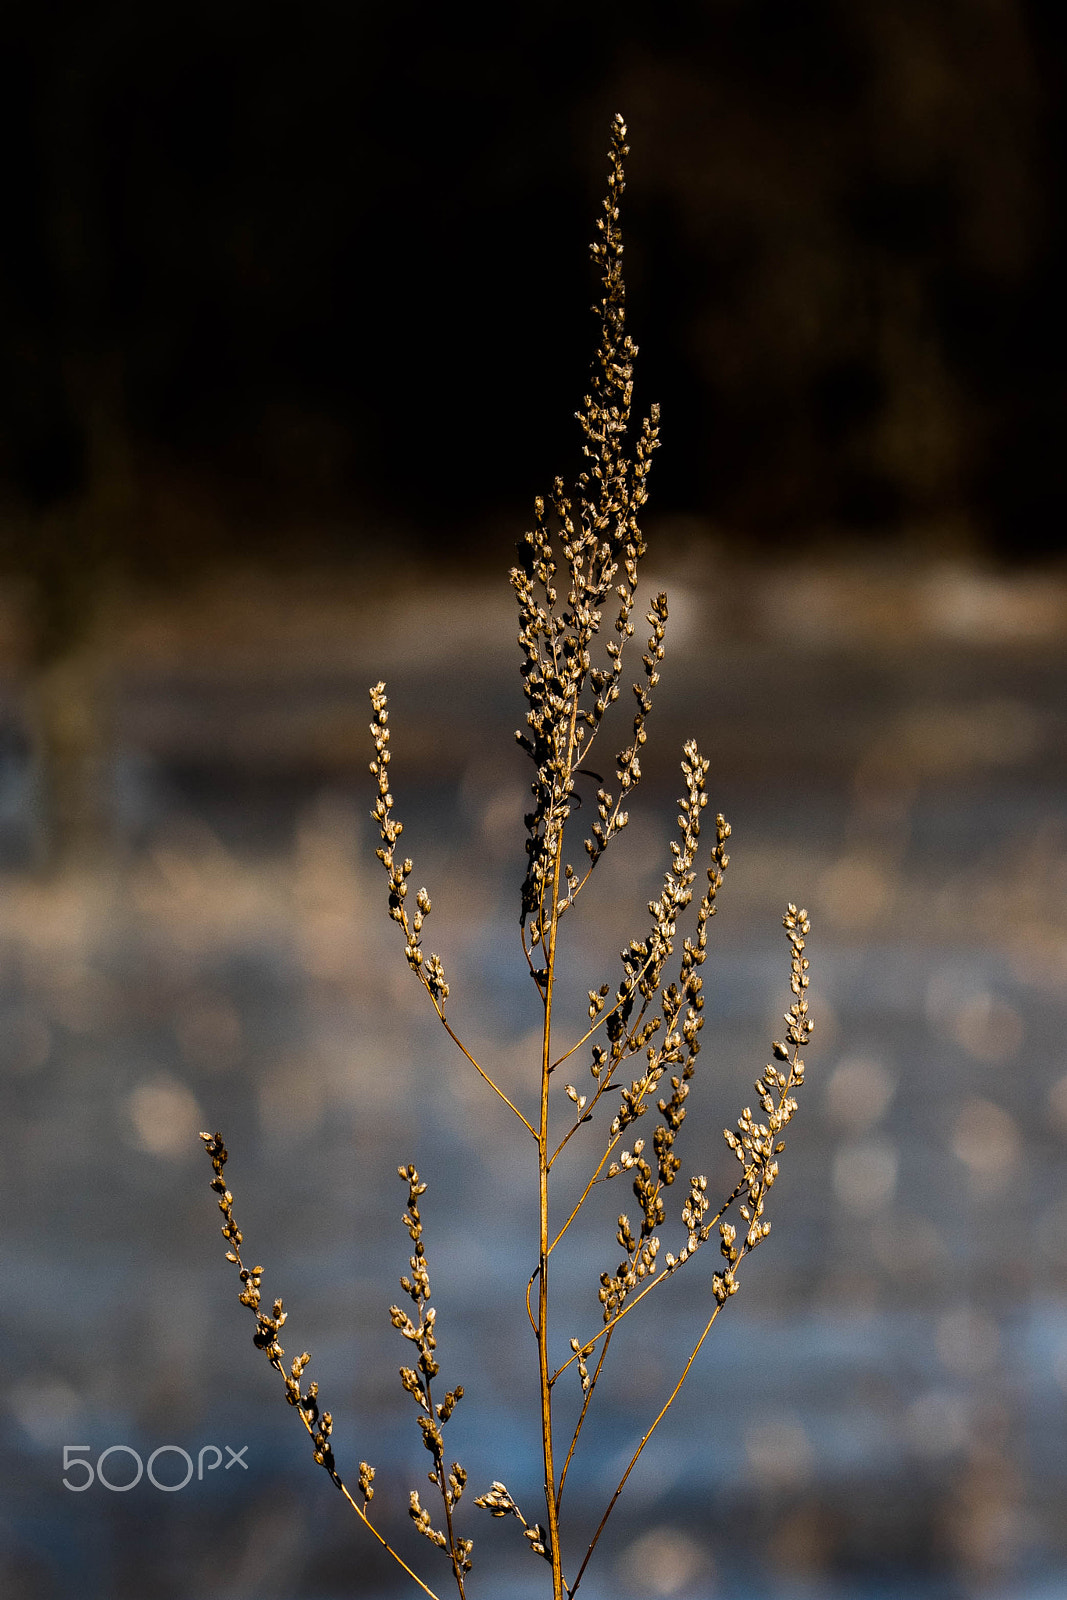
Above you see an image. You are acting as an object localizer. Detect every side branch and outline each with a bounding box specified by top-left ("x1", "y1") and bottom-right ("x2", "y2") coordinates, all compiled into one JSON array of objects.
[
  {"x1": 369, "y1": 682, "x2": 536, "y2": 1139},
  {"x1": 552, "y1": 1177, "x2": 748, "y2": 1383},
  {"x1": 428, "y1": 994, "x2": 537, "y2": 1138},
  {"x1": 566, "y1": 905, "x2": 814, "y2": 1590},
  {"x1": 556, "y1": 1329, "x2": 614, "y2": 1511},
  {"x1": 199, "y1": 1133, "x2": 442, "y2": 1600},
  {"x1": 548, "y1": 1140, "x2": 620, "y2": 1255},
  {"x1": 548, "y1": 941, "x2": 658, "y2": 1079},
  {"x1": 569, "y1": 1300, "x2": 727, "y2": 1599},
  {"x1": 292, "y1": 1404, "x2": 442, "y2": 1600}
]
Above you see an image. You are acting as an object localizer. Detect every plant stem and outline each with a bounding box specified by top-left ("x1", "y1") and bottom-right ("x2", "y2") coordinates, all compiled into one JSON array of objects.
[
  {"x1": 426, "y1": 996, "x2": 537, "y2": 1137},
  {"x1": 556, "y1": 1328, "x2": 614, "y2": 1511},
  {"x1": 537, "y1": 687, "x2": 582, "y2": 1600},
  {"x1": 422, "y1": 1368, "x2": 466, "y2": 1599},
  {"x1": 548, "y1": 1142, "x2": 617, "y2": 1254},
  {"x1": 290, "y1": 1350, "x2": 444, "y2": 1600},
  {"x1": 569, "y1": 1300, "x2": 727, "y2": 1599},
  {"x1": 551, "y1": 1176, "x2": 748, "y2": 1384},
  {"x1": 538, "y1": 810, "x2": 567, "y2": 1600}
]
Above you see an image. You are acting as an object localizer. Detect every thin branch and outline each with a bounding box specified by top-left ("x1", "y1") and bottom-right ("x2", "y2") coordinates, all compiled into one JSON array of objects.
[
  {"x1": 548, "y1": 1085, "x2": 610, "y2": 1168},
  {"x1": 569, "y1": 1300, "x2": 727, "y2": 1599},
  {"x1": 200, "y1": 1134, "x2": 443, "y2": 1600},
  {"x1": 421, "y1": 1368, "x2": 467, "y2": 1600},
  {"x1": 521, "y1": 922, "x2": 540, "y2": 983},
  {"x1": 547, "y1": 1140, "x2": 618, "y2": 1256},
  {"x1": 551, "y1": 1177, "x2": 748, "y2": 1384},
  {"x1": 526, "y1": 1268, "x2": 540, "y2": 1337},
  {"x1": 556, "y1": 1328, "x2": 614, "y2": 1511},
  {"x1": 548, "y1": 963, "x2": 668, "y2": 1173},
  {"x1": 549, "y1": 943, "x2": 657, "y2": 1074},
  {"x1": 292, "y1": 1406, "x2": 443, "y2": 1600},
  {"x1": 424, "y1": 989, "x2": 537, "y2": 1138}
]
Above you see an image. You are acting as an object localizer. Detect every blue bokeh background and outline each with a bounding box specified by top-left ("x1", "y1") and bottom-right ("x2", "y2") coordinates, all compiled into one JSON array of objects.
[{"x1": 3, "y1": 550, "x2": 1066, "y2": 1598}]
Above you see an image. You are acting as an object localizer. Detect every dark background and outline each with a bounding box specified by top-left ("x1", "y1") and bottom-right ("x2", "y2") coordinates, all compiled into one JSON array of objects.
[{"x1": 1, "y1": 0, "x2": 1064, "y2": 599}]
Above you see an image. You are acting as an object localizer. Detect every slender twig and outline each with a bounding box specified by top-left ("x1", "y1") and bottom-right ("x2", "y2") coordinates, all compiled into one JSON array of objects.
[
  {"x1": 569, "y1": 1301, "x2": 727, "y2": 1600},
  {"x1": 200, "y1": 1134, "x2": 443, "y2": 1600},
  {"x1": 552, "y1": 1177, "x2": 749, "y2": 1384},
  {"x1": 548, "y1": 963, "x2": 669, "y2": 1172},
  {"x1": 567, "y1": 999, "x2": 810, "y2": 1596},
  {"x1": 547, "y1": 1142, "x2": 619, "y2": 1256},
  {"x1": 556, "y1": 1329, "x2": 614, "y2": 1511},
  {"x1": 422, "y1": 1367, "x2": 467, "y2": 1600},
  {"x1": 526, "y1": 1267, "x2": 540, "y2": 1337},
  {"x1": 290, "y1": 1405, "x2": 443, "y2": 1600},
  {"x1": 425, "y1": 992, "x2": 537, "y2": 1138},
  {"x1": 548, "y1": 953, "x2": 652, "y2": 1070}
]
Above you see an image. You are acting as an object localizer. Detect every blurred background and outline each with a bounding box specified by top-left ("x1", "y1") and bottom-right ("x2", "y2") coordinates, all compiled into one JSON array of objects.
[{"x1": 2, "y1": 1, "x2": 1066, "y2": 1597}]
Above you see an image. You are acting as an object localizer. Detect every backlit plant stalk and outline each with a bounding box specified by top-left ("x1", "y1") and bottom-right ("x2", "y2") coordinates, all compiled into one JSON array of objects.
[{"x1": 201, "y1": 113, "x2": 812, "y2": 1600}]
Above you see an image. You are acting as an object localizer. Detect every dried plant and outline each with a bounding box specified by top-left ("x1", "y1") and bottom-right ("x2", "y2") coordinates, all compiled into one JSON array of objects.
[{"x1": 200, "y1": 113, "x2": 812, "y2": 1600}]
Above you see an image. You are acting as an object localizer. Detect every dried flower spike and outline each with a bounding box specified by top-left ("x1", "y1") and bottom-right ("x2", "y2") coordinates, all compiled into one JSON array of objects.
[{"x1": 197, "y1": 113, "x2": 813, "y2": 1600}]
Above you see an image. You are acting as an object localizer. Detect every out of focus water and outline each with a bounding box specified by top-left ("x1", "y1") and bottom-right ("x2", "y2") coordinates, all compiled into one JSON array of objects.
[{"x1": 2, "y1": 555, "x2": 1067, "y2": 1599}]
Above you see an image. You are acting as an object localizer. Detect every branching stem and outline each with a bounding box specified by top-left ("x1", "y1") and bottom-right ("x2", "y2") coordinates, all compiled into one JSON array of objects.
[
  {"x1": 425, "y1": 993, "x2": 537, "y2": 1137},
  {"x1": 568, "y1": 1299, "x2": 727, "y2": 1599},
  {"x1": 556, "y1": 1329, "x2": 614, "y2": 1511},
  {"x1": 291, "y1": 1406, "x2": 443, "y2": 1600},
  {"x1": 548, "y1": 1141, "x2": 618, "y2": 1254},
  {"x1": 202, "y1": 115, "x2": 814, "y2": 1600},
  {"x1": 537, "y1": 696, "x2": 580, "y2": 1600},
  {"x1": 422, "y1": 1367, "x2": 467, "y2": 1599},
  {"x1": 551, "y1": 1176, "x2": 749, "y2": 1384}
]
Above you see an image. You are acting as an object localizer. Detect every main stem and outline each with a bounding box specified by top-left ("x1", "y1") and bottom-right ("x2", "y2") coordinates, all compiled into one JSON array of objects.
[{"x1": 538, "y1": 796, "x2": 570, "y2": 1600}]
